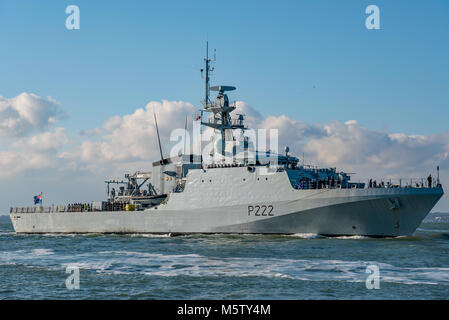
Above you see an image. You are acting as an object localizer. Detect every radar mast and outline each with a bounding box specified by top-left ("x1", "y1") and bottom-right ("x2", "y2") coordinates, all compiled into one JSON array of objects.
[{"x1": 201, "y1": 41, "x2": 215, "y2": 108}]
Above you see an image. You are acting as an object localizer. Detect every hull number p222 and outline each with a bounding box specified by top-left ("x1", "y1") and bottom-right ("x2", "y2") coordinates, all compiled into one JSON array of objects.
[{"x1": 248, "y1": 205, "x2": 274, "y2": 216}]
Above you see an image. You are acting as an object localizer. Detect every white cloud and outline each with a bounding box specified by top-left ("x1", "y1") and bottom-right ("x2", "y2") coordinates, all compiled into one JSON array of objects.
[
  {"x1": 73, "y1": 100, "x2": 197, "y2": 174},
  {"x1": 225, "y1": 104, "x2": 449, "y2": 180},
  {"x1": 0, "y1": 128, "x2": 69, "y2": 178},
  {"x1": 0, "y1": 93, "x2": 64, "y2": 137},
  {"x1": 73, "y1": 100, "x2": 325, "y2": 171},
  {"x1": 303, "y1": 120, "x2": 449, "y2": 178},
  {"x1": 73, "y1": 100, "x2": 449, "y2": 179},
  {"x1": 13, "y1": 127, "x2": 68, "y2": 151}
]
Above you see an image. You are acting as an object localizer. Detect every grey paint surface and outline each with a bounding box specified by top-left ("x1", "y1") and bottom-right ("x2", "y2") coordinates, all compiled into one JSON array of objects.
[{"x1": 10, "y1": 167, "x2": 444, "y2": 236}]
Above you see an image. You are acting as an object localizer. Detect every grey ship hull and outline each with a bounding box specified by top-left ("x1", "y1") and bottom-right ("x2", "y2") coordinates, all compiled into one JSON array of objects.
[{"x1": 10, "y1": 187, "x2": 443, "y2": 237}]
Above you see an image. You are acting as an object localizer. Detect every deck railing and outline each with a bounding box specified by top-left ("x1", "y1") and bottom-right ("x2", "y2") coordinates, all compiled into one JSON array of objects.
[
  {"x1": 10, "y1": 202, "x2": 139, "y2": 214},
  {"x1": 293, "y1": 177, "x2": 442, "y2": 190},
  {"x1": 360, "y1": 177, "x2": 441, "y2": 189},
  {"x1": 10, "y1": 205, "x2": 94, "y2": 214},
  {"x1": 10, "y1": 177, "x2": 442, "y2": 214}
]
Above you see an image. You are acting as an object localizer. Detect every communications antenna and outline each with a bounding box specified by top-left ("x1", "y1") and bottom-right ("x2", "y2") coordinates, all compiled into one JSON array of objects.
[{"x1": 200, "y1": 41, "x2": 216, "y2": 108}]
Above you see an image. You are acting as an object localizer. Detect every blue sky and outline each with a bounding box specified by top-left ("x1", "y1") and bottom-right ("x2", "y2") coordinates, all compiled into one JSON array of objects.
[
  {"x1": 0, "y1": 0, "x2": 448, "y2": 212},
  {"x1": 1, "y1": 0, "x2": 448, "y2": 135}
]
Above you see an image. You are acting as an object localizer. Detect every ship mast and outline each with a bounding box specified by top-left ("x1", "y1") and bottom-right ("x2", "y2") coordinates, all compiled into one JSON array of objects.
[
  {"x1": 202, "y1": 41, "x2": 215, "y2": 108},
  {"x1": 200, "y1": 43, "x2": 244, "y2": 162}
]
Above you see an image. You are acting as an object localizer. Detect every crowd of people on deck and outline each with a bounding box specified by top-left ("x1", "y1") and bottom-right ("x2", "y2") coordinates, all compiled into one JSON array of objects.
[
  {"x1": 368, "y1": 175, "x2": 435, "y2": 189},
  {"x1": 294, "y1": 176, "x2": 341, "y2": 190},
  {"x1": 293, "y1": 174, "x2": 437, "y2": 190},
  {"x1": 67, "y1": 203, "x2": 92, "y2": 212}
]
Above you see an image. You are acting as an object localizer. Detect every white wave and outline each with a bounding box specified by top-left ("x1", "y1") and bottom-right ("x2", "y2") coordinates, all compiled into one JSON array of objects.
[
  {"x1": 334, "y1": 235, "x2": 368, "y2": 240},
  {"x1": 69, "y1": 252, "x2": 447, "y2": 286},
  {"x1": 1, "y1": 247, "x2": 448, "y2": 286},
  {"x1": 381, "y1": 276, "x2": 439, "y2": 286},
  {"x1": 129, "y1": 233, "x2": 172, "y2": 238},
  {"x1": 31, "y1": 248, "x2": 54, "y2": 255},
  {"x1": 61, "y1": 261, "x2": 113, "y2": 272},
  {"x1": 0, "y1": 248, "x2": 63, "y2": 268},
  {"x1": 287, "y1": 233, "x2": 323, "y2": 239},
  {"x1": 41, "y1": 233, "x2": 78, "y2": 237},
  {"x1": 98, "y1": 250, "x2": 202, "y2": 259},
  {"x1": 416, "y1": 227, "x2": 449, "y2": 233},
  {"x1": 285, "y1": 234, "x2": 367, "y2": 240}
]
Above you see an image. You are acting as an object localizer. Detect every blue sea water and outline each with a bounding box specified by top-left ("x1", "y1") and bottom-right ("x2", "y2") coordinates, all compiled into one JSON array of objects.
[{"x1": 0, "y1": 214, "x2": 448, "y2": 300}]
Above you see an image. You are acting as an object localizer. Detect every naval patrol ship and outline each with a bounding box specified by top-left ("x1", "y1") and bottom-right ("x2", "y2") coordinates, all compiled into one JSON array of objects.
[{"x1": 9, "y1": 47, "x2": 444, "y2": 237}]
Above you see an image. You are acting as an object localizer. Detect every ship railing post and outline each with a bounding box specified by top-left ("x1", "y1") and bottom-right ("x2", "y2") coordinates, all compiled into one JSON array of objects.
[{"x1": 437, "y1": 165, "x2": 440, "y2": 186}]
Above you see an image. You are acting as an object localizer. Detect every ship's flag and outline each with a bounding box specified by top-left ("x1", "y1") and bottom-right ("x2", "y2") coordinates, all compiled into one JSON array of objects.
[{"x1": 33, "y1": 194, "x2": 43, "y2": 205}]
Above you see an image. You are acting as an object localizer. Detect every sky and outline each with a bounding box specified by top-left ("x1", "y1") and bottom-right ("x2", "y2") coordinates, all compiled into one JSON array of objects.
[{"x1": 0, "y1": 0, "x2": 448, "y2": 213}]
